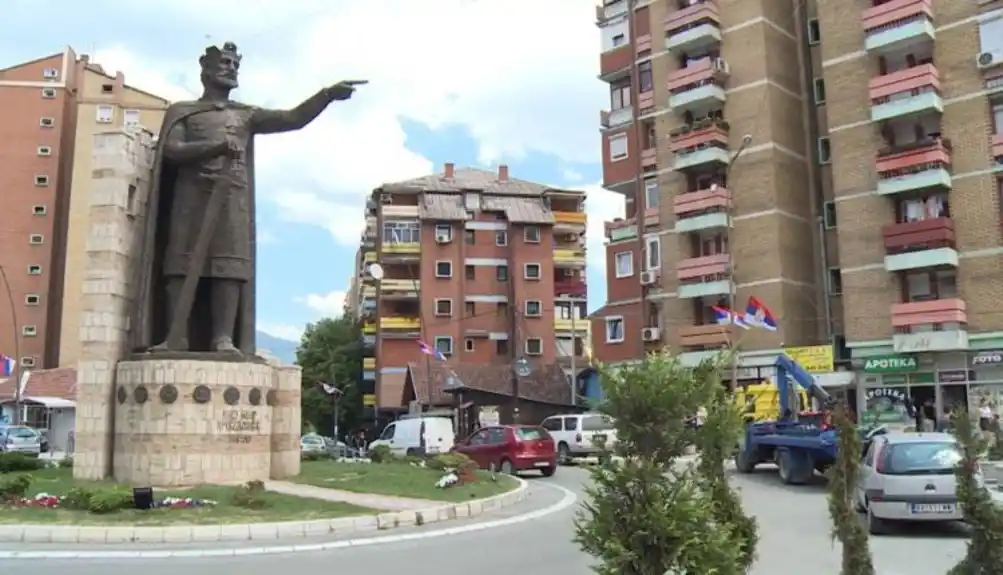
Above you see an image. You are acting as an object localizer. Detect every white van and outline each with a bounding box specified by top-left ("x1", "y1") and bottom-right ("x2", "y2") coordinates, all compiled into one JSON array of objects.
[
  {"x1": 540, "y1": 412, "x2": 617, "y2": 463},
  {"x1": 369, "y1": 416, "x2": 455, "y2": 457}
]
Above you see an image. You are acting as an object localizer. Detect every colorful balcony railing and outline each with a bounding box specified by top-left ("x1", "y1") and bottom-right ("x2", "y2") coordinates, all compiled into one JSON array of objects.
[
  {"x1": 676, "y1": 253, "x2": 731, "y2": 299},
  {"x1": 554, "y1": 279, "x2": 587, "y2": 297},
  {"x1": 363, "y1": 357, "x2": 376, "y2": 370},
  {"x1": 554, "y1": 317, "x2": 589, "y2": 332},
  {"x1": 379, "y1": 317, "x2": 421, "y2": 330},
  {"x1": 379, "y1": 279, "x2": 421, "y2": 294},
  {"x1": 869, "y1": 64, "x2": 941, "y2": 122},
  {"x1": 554, "y1": 211, "x2": 587, "y2": 225},
  {"x1": 381, "y1": 242, "x2": 421, "y2": 254},
  {"x1": 862, "y1": 0, "x2": 934, "y2": 53},
  {"x1": 876, "y1": 138, "x2": 951, "y2": 196},
  {"x1": 554, "y1": 248, "x2": 587, "y2": 266},
  {"x1": 665, "y1": 1, "x2": 721, "y2": 53},
  {"x1": 882, "y1": 217, "x2": 954, "y2": 255}
]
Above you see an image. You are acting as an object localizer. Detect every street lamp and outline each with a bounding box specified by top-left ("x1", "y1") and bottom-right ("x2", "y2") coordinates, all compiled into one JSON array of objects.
[{"x1": 727, "y1": 134, "x2": 754, "y2": 392}]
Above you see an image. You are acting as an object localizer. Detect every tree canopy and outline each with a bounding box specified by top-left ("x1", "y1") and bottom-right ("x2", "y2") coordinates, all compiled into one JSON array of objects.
[{"x1": 295, "y1": 316, "x2": 363, "y2": 438}]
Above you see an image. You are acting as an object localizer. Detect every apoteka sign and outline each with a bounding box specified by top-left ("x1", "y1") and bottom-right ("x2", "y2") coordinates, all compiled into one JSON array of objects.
[
  {"x1": 862, "y1": 387, "x2": 912, "y2": 425},
  {"x1": 863, "y1": 355, "x2": 917, "y2": 373}
]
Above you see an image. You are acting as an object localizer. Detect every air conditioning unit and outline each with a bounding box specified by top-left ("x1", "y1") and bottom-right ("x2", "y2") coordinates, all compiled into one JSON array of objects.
[
  {"x1": 640, "y1": 270, "x2": 658, "y2": 286},
  {"x1": 977, "y1": 51, "x2": 1001, "y2": 70},
  {"x1": 435, "y1": 234, "x2": 451, "y2": 244},
  {"x1": 642, "y1": 327, "x2": 660, "y2": 342},
  {"x1": 713, "y1": 57, "x2": 730, "y2": 75}
]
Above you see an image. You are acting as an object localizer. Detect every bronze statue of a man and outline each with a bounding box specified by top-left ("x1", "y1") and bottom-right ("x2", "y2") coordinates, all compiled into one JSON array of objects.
[{"x1": 131, "y1": 42, "x2": 365, "y2": 357}]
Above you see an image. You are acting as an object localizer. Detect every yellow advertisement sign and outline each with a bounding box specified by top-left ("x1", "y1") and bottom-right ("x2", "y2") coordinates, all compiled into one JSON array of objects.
[
  {"x1": 363, "y1": 394, "x2": 376, "y2": 407},
  {"x1": 784, "y1": 345, "x2": 834, "y2": 374}
]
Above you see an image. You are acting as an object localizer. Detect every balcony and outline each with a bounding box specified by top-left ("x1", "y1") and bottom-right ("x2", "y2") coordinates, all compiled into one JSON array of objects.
[
  {"x1": 554, "y1": 248, "x2": 587, "y2": 267},
  {"x1": 362, "y1": 322, "x2": 376, "y2": 335},
  {"x1": 554, "y1": 211, "x2": 588, "y2": 231},
  {"x1": 992, "y1": 134, "x2": 1003, "y2": 161},
  {"x1": 882, "y1": 217, "x2": 957, "y2": 271},
  {"x1": 674, "y1": 185, "x2": 730, "y2": 233},
  {"x1": 361, "y1": 285, "x2": 377, "y2": 298},
  {"x1": 554, "y1": 317, "x2": 589, "y2": 333},
  {"x1": 600, "y1": 106, "x2": 633, "y2": 130},
  {"x1": 379, "y1": 317, "x2": 421, "y2": 332},
  {"x1": 891, "y1": 299, "x2": 968, "y2": 353},
  {"x1": 382, "y1": 205, "x2": 419, "y2": 218},
  {"x1": 363, "y1": 357, "x2": 376, "y2": 370},
  {"x1": 876, "y1": 139, "x2": 951, "y2": 196},
  {"x1": 665, "y1": 1, "x2": 721, "y2": 53},
  {"x1": 862, "y1": 0, "x2": 934, "y2": 54},
  {"x1": 678, "y1": 324, "x2": 732, "y2": 349},
  {"x1": 869, "y1": 64, "x2": 942, "y2": 122},
  {"x1": 676, "y1": 253, "x2": 731, "y2": 299},
  {"x1": 671, "y1": 123, "x2": 730, "y2": 171},
  {"x1": 605, "y1": 220, "x2": 638, "y2": 242},
  {"x1": 638, "y1": 90, "x2": 655, "y2": 111},
  {"x1": 555, "y1": 279, "x2": 587, "y2": 298},
  {"x1": 363, "y1": 251, "x2": 376, "y2": 263},
  {"x1": 641, "y1": 147, "x2": 657, "y2": 169},
  {"x1": 381, "y1": 241, "x2": 421, "y2": 255},
  {"x1": 667, "y1": 58, "x2": 728, "y2": 115},
  {"x1": 379, "y1": 279, "x2": 420, "y2": 298},
  {"x1": 596, "y1": 0, "x2": 628, "y2": 23}
]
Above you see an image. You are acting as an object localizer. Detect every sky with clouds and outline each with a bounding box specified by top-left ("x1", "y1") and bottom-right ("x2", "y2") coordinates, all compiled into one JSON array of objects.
[{"x1": 3, "y1": 0, "x2": 625, "y2": 342}]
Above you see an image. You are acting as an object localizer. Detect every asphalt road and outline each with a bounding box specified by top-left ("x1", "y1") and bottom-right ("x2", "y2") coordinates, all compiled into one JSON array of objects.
[{"x1": 4, "y1": 464, "x2": 973, "y2": 575}]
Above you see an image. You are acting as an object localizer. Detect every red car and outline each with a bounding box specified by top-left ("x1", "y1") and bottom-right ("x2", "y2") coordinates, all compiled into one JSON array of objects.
[{"x1": 452, "y1": 425, "x2": 557, "y2": 476}]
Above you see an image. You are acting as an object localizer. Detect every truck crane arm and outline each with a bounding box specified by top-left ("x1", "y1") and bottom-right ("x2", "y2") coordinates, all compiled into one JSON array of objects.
[{"x1": 773, "y1": 354, "x2": 835, "y2": 419}]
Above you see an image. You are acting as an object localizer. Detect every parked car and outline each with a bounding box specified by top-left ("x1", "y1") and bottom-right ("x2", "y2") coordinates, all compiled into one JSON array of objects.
[
  {"x1": 300, "y1": 434, "x2": 327, "y2": 454},
  {"x1": 34, "y1": 429, "x2": 49, "y2": 453},
  {"x1": 452, "y1": 425, "x2": 557, "y2": 476},
  {"x1": 856, "y1": 432, "x2": 973, "y2": 534},
  {"x1": 0, "y1": 426, "x2": 42, "y2": 456},
  {"x1": 369, "y1": 416, "x2": 455, "y2": 457},
  {"x1": 540, "y1": 413, "x2": 616, "y2": 463}
]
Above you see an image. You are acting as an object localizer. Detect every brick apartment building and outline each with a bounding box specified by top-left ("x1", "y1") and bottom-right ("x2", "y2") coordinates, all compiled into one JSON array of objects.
[
  {"x1": 591, "y1": 0, "x2": 1003, "y2": 413},
  {"x1": 0, "y1": 49, "x2": 167, "y2": 371},
  {"x1": 351, "y1": 164, "x2": 589, "y2": 424}
]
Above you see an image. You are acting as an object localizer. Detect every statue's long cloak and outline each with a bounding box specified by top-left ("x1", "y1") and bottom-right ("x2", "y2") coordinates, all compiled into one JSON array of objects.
[{"x1": 129, "y1": 101, "x2": 257, "y2": 355}]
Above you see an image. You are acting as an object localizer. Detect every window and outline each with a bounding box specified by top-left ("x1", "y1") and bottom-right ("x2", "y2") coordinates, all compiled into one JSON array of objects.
[
  {"x1": 525, "y1": 300, "x2": 542, "y2": 317},
  {"x1": 905, "y1": 270, "x2": 957, "y2": 302},
  {"x1": 605, "y1": 316, "x2": 625, "y2": 343},
  {"x1": 612, "y1": 33, "x2": 626, "y2": 47},
  {"x1": 29, "y1": 234, "x2": 43, "y2": 245},
  {"x1": 496, "y1": 339, "x2": 509, "y2": 355},
  {"x1": 465, "y1": 301, "x2": 475, "y2": 317},
  {"x1": 25, "y1": 295, "x2": 40, "y2": 306},
  {"x1": 465, "y1": 338, "x2": 475, "y2": 352},
  {"x1": 96, "y1": 105, "x2": 114, "y2": 124},
  {"x1": 465, "y1": 229, "x2": 476, "y2": 244},
  {"x1": 611, "y1": 79, "x2": 631, "y2": 110},
  {"x1": 22, "y1": 326, "x2": 37, "y2": 337},
  {"x1": 817, "y1": 137, "x2": 831, "y2": 164},
  {"x1": 379, "y1": 424, "x2": 396, "y2": 441},
  {"x1": 524, "y1": 226, "x2": 540, "y2": 243},
  {"x1": 643, "y1": 178, "x2": 659, "y2": 209},
  {"x1": 638, "y1": 61, "x2": 653, "y2": 93},
  {"x1": 34, "y1": 175, "x2": 49, "y2": 186},
  {"x1": 823, "y1": 201, "x2": 837, "y2": 229},
  {"x1": 27, "y1": 265, "x2": 42, "y2": 275},
  {"x1": 898, "y1": 195, "x2": 949, "y2": 223},
  {"x1": 434, "y1": 336, "x2": 453, "y2": 356},
  {"x1": 40, "y1": 88, "x2": 56, "y2": 99},
  {"x1": 993, "y1": 103, "x2": 1003, "y2": 134},
  {"x1": 123, "y1": 109, "x2": 141, "y2": 126},
  {"x1": 36, "y1": 146, "x2": 51, "y2": 156},
  {"x1": 828, "y1": 267, "x2": 843, "y2": 295},
  {"x1": 495, "y1": 230, "x2": 508, "y2": 246},
  {"x1": 435, "y1": 261, "x2": 453, "y2": 278},
  {"x1": 524, "y1": 263, "x2": 541, "y2": 280},
  {"x1": 435, "y1": 298, "x2": 453, "y2": 316},
  {"x1": 465, "y1": 265, "x2": 475, "y2": 280},
  {"x1": 20, "y1": 357, "x2": 35, "y2": 368},
  {"x1": 541, "y1": 417, "x2": 563, "y2": 431},
  {"x1": 807, "y1": 18, "x2": 821, "y2": 45},
  {"x1": 978, "y1": 13, "x2": 1003, "y2": 55},
  {"x1": 614, "y1": 251, "x2": 633, "y2": 278},
  {"x1": 43, "y1": 68, "x2": 59, "y2": 79},
  {"x1": 497, "y1": 265, "x2": 509, "y2": 282},
  {"x1": 525, "y1": 338, "x2": 543, "y2": 355},
  {"x1": 645, "y1": 236, "x2": 660, "y2": 271},
  {"x1": 812, "y1": 78, "x2": 826, "y2": 105},
  {"x1": 497, "y1": 302, "x2": 509, "y2": 316},
  {"x1": 434, "y1": 224, "x2": 452, "y2": 242},
  {"x1": 382, "y1": 220, "x2": 420, "y2": 244},
  {"x1": 464, "y1": 191, "x2": 481, "y2": 211},
  {"x1": 39, "y1": 117, "x2": 54, "y2": 128},
  {"x1": 32, "y1": 205, "x2": 46, "y2": 216},
  {"x1": 609, "y1": 133, "x2": 628, "y2": 161}
]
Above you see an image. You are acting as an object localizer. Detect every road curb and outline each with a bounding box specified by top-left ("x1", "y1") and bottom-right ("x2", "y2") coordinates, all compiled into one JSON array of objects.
[{"x1": 0, "y1": 476, "x2": 529, "y2": 544}]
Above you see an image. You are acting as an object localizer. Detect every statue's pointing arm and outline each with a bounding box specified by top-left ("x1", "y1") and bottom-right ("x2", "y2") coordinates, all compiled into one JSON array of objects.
[
  {"x1": 250, "y1": 89, "x2": 336, "y2": 135},
  {"x1": 162, "y1": 113, "x2": 226, "y2": 164}
]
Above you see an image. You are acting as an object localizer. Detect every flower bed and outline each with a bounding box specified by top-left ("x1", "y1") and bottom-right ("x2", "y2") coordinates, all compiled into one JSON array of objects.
[{"x1": 7, "y1": 492, "x2": 218, "y2": 510}]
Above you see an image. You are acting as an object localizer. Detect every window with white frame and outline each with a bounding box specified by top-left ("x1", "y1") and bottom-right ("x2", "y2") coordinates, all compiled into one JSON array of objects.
[
  {"x1": 96, "y1": 105, "x2": 114, "y2": 124},
  {"x1": 435, "y1": 261, "x2": 453, "y2": 278},
  {"x1": 525, "y1": 263, "x2": 541, "y2": 280},
  {"x1": 525, "y1": 337, "x2": 543, "y2": 355},
  {"x1": 36, "y1": 146, "x2": 51, "y2": 156},
  {"x1": 614, "y1": 251, "x2": 633, "y2": 278},
  {"x1": 645, "y1": 236, "x2": 660, "y2": 271},
  {"x1": 812, "y1": 78, "x2": 826, "y2": 105},
  {"x1": 435, "y1": 298, "x2": 453, "y2": 316},
  {"x1": 34, "y1": 175, "x2": 49, "y2": 187},
  {"x1": 525, "y1": 300, "x2": 542, "y2": 317},
  {"x1": 382, "y1": 220, "x2": 420, "y2": 244},
  {"x1": 434, "y1": 224, "x2": 452, "y2": 242},
  {"x1": 524, "y1": 226, "x2": 541, "y2": 243},
  {"x1": 42, "y1": 68, "x2": 59, "y2": 79},
  {"x1": 807, "y1": 18, "x2": 821, "y2": 44},
  {"x1": 823, "y1": 201, "x2": 837, "y2": 229},
  {"x1": 605, "y1": 316, "x2": 624, "y2": 343},
  {"x1": 27, "y1": 265, "x2": 42, "y2": 275},
  {"x1": 24, "y1": 294, "x2": 40, "y2": 306},
  {"x1": 22, "y1": 325, "x2": 37, "y2": 337},
  {"x1": 495, "y1": 230, "x2": 507, "y2": 246},
  {"x1": 20, "y1": 357, "x2": 35, "y2": 368},
  {"x1": 464, "y1": 338, "x2": 475, "y2": 352},
  {"x1": 979, "y1": 13, "x2": 1003, "y2": 56},
  {"x1": 643, "y1": 178, "x2": 659, "y2": 209},
  {"x1": 32, "y1": 205, "x2": 46, "y2": 216},
  {"x1": 993, "y1": 102, "x2": 1003, "y2": 135},
  {"x1": 556, "y1": 303, "x2": 584, "y2": 320},
  {"x1": 29, "y1": 234, "x2": 43, "y2": 245},
  {"x1": 39, "y1": 117, "x2": 54, "y2": 128},
  {"x1": 817, "y1": 137, "x2": 831, "y2": 164},
  {"x1": 123, "y1": 109, "x2": 141, "y2": 126},
  {"x1": 609, "y1": 134, "x2": 628, "y2": 161},
  {"x1": 434, "y1": 336, "x2": 453, "y2": 356},
  {"x1": 40, "y1": 88, "x2": 56, "y2": 99}
]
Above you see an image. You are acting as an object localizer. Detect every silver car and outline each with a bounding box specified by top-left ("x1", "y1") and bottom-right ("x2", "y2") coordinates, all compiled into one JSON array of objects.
[
  {"x1": 855, "y1": 432, "x2": 972, "y2": 534},
  {"x1": 0, "y1": 426, "x2": 42, "y2": 455}
]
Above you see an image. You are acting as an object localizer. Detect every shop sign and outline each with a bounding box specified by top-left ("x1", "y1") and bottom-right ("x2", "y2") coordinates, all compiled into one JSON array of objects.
[
  {"x1": 970, "y1": 350, "x2": 1003, "y2": 367},
  {"x1": 937, "y1": 370, "x2": 972, "y2": 383},
  {"x1": 862, "y1": 387, "x2": 913, "y2": 425},
  {"x1": 363, "y1": 394, "x2": 376, "y2": 407},
  {"x1": 784, "y1": 345, "x2": 834, "y2": 374},
  {"x1": 862, "y1": 355, "x2": 917, "y2": 374}
]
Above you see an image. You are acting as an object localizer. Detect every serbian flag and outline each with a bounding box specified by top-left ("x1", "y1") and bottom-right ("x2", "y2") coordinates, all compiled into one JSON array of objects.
[
  {"x1": 712, "y1": 306, "x2": 749, "y2": 329},
  {"x1": 416, "y1": 339, "x2": 448, "y2": 362},
  {"x1": 1, "y1": 354, "x2": 14, "y2": 377},
  {"x1": 743, "y1": 296, "x2": 778, "y2": 331}
]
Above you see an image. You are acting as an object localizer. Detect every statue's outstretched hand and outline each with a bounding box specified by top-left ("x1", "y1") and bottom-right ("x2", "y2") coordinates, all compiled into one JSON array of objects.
[{"x1": 327, "y1": 80, "x2": 368, "y2": 101}]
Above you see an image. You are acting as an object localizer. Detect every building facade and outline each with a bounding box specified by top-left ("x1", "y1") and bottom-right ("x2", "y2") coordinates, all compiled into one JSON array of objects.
[
  {"x1": 355, "y1": 164, "x2": 588, "y2": 421},
  {"x1": 591, "y1": 0, "x2": 1003, "y2": 414}
]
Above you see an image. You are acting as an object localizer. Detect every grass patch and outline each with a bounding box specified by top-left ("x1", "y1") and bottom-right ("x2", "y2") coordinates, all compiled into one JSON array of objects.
[
  {"x1": 0, "y1": 467, "x2": 376, "y2": 525},
  {"x1": 294, "y1": 460, "x2": 520, "y2": 503}
]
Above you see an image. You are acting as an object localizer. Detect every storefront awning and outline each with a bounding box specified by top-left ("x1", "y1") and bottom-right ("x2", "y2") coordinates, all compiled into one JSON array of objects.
[{"x1": 22, "y1": 396, "x2": 75, "y2": 409}]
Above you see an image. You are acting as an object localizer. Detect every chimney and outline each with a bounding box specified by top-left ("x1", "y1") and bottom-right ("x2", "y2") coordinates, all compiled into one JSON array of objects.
[
  {"x1": 443, "y1": 162, "x2": 455, "y2": 179},
  {"x1": 80, "y1": 54, "x2": 90, "y2": 64},
  {"x1": 498, "y1": 164, "x2": 509, "y2": 182}
]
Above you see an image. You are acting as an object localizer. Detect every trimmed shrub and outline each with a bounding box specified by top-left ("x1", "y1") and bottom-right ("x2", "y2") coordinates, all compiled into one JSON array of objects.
[{"x1": 0, "y1": 452, "x2": 44, "y2": 473}]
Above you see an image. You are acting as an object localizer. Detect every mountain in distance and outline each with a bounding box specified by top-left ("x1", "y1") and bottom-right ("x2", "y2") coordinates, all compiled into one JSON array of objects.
[{"x1": 256, "y1": 330, "x2": 298, "y2": 365}]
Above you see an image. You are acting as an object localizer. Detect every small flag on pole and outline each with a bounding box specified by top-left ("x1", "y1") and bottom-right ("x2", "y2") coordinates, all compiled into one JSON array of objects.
[
  {"x1": 712, "y1": 306, "x2": 749, "y2": 329},
  {"x1": 416, "y1": 339, "x2": 448, "y2": 362},
  {"x1": 743, "y1": 296, "x2": 778, "y2": 331},
  {"x1": 0, "y1": 355, "x2": 14, "y2": 377}
]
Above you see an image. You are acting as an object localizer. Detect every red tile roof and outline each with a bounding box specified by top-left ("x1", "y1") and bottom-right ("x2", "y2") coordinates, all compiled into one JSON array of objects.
[{"x1": 0, "y1": 368, "x2": 76, "y2": 401}]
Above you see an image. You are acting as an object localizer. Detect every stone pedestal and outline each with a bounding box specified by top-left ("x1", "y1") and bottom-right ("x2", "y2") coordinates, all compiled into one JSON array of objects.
[{"x1": 112, "y1": 358, "x2": 299, "y2": 487}]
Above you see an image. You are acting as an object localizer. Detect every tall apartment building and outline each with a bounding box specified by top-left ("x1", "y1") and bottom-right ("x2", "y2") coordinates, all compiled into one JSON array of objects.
[
  {"x1": 353, "y1": 164, "x2": 588, "y2": 423},
  {"x1": 591, "y1": 0, "x2": 1003, "y2": 413}
]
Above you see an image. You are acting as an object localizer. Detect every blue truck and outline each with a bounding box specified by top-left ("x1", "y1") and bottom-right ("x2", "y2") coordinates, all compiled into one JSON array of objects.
[{"x1": 733, "y1": 354, "x2": 840, "y2": 484}]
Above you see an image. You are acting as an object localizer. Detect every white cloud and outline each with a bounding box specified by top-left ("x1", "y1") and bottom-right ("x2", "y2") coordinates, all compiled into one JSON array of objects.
[
  {"x1": 584, "y1": 184, "x2": 625, "y2": 283},
  {"x1": 298, "y1": 290, "x2": 347, "y2": 317},
  {"x1": 257, "y1": 323, "x2": 304, "y2": 341},
  {"x1": 562, "y1": 168, "x2": 584, "y2": 183}
]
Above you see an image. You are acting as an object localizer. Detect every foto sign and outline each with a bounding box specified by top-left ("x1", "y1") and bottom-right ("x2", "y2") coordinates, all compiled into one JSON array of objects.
[{"x1": 970, "y1": 350, "x2": 1003, "y2": 367}]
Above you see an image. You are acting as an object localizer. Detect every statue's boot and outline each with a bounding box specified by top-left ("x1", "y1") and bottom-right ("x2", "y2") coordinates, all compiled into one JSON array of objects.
[
  {"x1": 212, "y1": 336, "x2": 243, "y2": 356},
  {"x1": 150, "y1": 337, "x2": 188, "y2": 352}
]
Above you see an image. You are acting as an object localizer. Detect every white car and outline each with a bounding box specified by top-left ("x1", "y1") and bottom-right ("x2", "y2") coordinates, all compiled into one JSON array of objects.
[
  {"x1": 369, "y1": 416, "x2": 455, "y2": 457},
  {"x1": 541, "y1": 413, "x2": 616, "y2": 463}
]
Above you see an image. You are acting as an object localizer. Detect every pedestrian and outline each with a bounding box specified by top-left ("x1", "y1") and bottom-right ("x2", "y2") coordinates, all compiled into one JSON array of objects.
[
  {"x1": 936, "y1": 406, "x2": 953, "y2": 433},
  {"x1": 979, "y1": 399, "x2": 995, "y2": 445}
]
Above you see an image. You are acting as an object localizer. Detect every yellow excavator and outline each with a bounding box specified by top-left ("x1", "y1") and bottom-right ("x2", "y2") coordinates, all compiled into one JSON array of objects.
[{"x1": 735, "y1": 379, "x2": 809, "y2": 423}]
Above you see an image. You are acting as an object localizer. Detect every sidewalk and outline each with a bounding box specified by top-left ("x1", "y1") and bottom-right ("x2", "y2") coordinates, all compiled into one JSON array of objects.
[{"x1": 264, "y1": 481, "x2": 444, "y2": 511}]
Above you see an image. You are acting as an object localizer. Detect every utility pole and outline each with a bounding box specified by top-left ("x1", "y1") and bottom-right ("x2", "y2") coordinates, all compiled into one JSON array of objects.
[
  {"x1": 570, "y1": 311, "x2": 577, "y2": 406},
  {"x1": 0, "y1": 265, "x2": 22, "y2": 425},
  {"x1": 727, "y1": 135, "x2": 753, "y2": 392}
]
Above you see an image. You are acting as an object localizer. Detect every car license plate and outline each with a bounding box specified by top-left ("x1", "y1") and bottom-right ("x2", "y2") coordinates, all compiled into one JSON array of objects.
[
  {"x1": 593, "y1": 434, "x2": 607, "y2": 444},
  {"x1": 910, "y1": 503, "x2": 955, "y2": 514},
  {"x1": 534, "y1": 461, "x2": 550, "y2": 467}
]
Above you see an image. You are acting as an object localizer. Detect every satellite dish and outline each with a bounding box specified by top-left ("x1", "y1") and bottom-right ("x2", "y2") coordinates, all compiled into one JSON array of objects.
[{"x1": 368, "y1": 263, "x2": 385, "y2": 280}]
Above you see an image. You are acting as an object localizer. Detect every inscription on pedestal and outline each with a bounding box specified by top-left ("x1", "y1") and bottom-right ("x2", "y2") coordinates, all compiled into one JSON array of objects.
[{"x1": 218, "y1": 409, "x2": 260, "y2": 444}]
